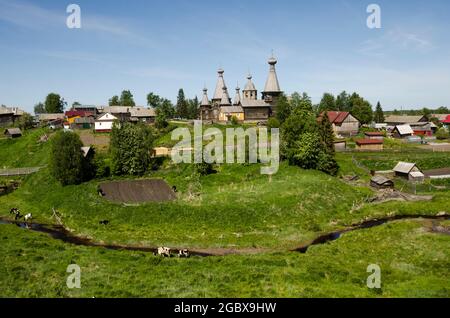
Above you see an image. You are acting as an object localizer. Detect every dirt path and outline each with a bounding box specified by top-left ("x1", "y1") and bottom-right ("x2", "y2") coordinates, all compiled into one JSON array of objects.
[{"x1": 1, "y1": 213, "x2": 448, "y2": 257}]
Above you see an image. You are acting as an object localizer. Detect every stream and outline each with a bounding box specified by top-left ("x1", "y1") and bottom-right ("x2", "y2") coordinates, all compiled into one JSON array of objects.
[{"x1": 1, "y1": 214, "x2": 448, "y2": 257}]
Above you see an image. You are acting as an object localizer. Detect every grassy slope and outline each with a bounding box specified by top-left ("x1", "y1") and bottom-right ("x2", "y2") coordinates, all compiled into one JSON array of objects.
[
  {"x1": 1, "y1": 128, "x2": 449, "y2": 297},
  {"x1": 0, "y1": 219, "x2": 448, "y2": 297}
]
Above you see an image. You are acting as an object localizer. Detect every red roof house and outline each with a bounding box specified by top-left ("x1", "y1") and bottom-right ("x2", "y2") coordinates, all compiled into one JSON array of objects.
[{"x1": 319, "y1": 111, "x2": 360, "y2": 136}]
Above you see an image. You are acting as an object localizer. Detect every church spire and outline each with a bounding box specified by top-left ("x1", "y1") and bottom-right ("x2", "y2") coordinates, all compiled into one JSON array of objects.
[
  {"x1": 220, "y1": 85, "x2": 231, "y2": 105},
  {"x1": 233, "y1": 83, "x2": 241, "y2": 105},
  {"x1": 201, "y1": 87, "x2": 210, "y2": 106},
  {"x1": 243, "y1": 74, "x2": 257, "y2": 100},
  {"x1": 212, "y1": 68, "x2": 226, "y2": 103},
  {"x1": 263, "y1": 54, "x2": 281, "y2": 93}
]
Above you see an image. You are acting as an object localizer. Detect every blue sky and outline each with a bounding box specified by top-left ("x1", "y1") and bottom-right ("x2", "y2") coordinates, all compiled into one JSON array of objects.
[{"x1": 0, "y1": 0, "x2": 449, "y2": 112}]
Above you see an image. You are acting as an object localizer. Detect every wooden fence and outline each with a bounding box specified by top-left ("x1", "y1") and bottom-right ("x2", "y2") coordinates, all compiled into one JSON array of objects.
[{"x1": 0, "y1": 167, "x2": 42, "y2": 176}]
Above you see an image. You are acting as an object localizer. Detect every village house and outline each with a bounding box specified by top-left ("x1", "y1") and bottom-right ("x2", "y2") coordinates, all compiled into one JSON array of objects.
[
  {"x1": 38, "y1": 113, "x2": 65, "y2": 126},
  {"x1": 384, "y1": 115, "x2": 427, "y2": 126},
  {"x1": 355, "y1": 138, "x2": 383, "y2": 151},
  {"x1": 320, "y1": 111, "x2": 360, "y2": 136},
  {"x1": 391, "y1": 124, "x2": 414, "y2": 138},
  {"x1": 129, "y1": 107, "x2": 156, "y2": 123},
  {"x1": 393, "y1": 162, "x2": 425, "y2": 182},
  {"x1": 4, "y1": 128, "x2": 22, "y2": 138},
  {"x1": 0, "y1": 105, "x2": 25, "y2": 126},
  {"x1": 95, "y1": 113, "x2": 117, "y2": 132},
  {"x1": 97, "y1": 106, "x2": 131, "y2": 122},
  {"x1": 441, "y1": 115, "x2": 450, "y2": 129}
]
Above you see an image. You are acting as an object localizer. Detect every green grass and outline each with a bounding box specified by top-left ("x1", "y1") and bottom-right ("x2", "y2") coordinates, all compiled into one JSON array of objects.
[
  {"x1": 0, "y1": 218, "x2": 448, "y2": 297},
  {"x1": 0, "y1": 127, "x2": 449, "y2": 297}
]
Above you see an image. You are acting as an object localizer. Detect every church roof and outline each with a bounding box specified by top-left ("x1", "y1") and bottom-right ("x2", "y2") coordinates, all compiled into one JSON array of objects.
[
  {"x1": 220, "y1": 86, "x2": 231, "y2": 105},
  {"x1": 233, "y1": 86, "x2": 241, "y2": 105},
  {"x1": 213, "y1": 68, "x2": 226, "y2": 100},
  {"x1": 263, "y1": 56, "x2": 281, "y2": 93},
  {"x1": 243, "y1": 74, "x2": 257, "y2": 91},
  {"x1": 201, "y1": 88, "x2": 210, "y2": 106},
  {"x1": 241, "y1": 99, "x2": 270, "y2": 108}
]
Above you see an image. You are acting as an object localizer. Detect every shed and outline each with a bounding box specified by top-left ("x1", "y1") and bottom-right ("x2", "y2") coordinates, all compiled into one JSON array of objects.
[
  {"x1": 370, "y1": 176, "x2": 394, "y2": 189},
  {"x1": 364, "y1": 132, "x2": 384, "y2": 140},
  {"x1": 409, "y1": 171, "x2": 425, "y2": 182},
  {"x1": 4, "y1": 128, "x2": 22, "y2": 138},
  {"x1": 355, "y1": 139, "x2": 383, "y2": 151},
  {"x1": 392, "y1": 124, "x2": 414, "y2": 138},
  {"x1": 393, "y1": 162, "x2": 422, "y2": 180}
]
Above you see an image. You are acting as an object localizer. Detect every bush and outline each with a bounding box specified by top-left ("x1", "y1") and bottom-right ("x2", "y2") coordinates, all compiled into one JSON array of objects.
[
  {"x1": 267, "y1": 117, "x2": 280, "y2": 130},
  {"x1": 93, "y1": 153, "x2": 111, "y2": 178},
  {"x1": 230, "y1": 116, "x2": 239, "y2": 125},
  {"x1": 435, "y1": 128, "x2": 449, "y2": 140},
  {"x1": 50, "y1": 131, "x2": 92, "y2": 185},
  {"x1": 194, "y1": 162, "x2": 215, "y2": 176}
]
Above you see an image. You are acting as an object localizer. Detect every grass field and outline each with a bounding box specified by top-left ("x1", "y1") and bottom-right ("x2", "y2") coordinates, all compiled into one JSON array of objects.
[{"x1": 0, "y1": 128, "x2": 449, "y2": 297}]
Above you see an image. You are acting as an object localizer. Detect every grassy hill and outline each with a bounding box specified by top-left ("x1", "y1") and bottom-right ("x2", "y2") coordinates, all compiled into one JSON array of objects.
[{"x1": 0, "y1": 128, "x2": 449, "y2": 297}]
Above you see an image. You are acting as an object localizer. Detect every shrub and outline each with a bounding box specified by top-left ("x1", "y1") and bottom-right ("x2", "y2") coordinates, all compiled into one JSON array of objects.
[
  {"x1": 435, "y1": 128, "x2": 449, "y2": 140},
  {"x1": 230, "y1": 116, "x2": 239, "y2": 125},
  {"x1": 195, "y1": 162, "x2": 215, "y2": 176},
  {"x1": 267, "y1": 117, "x2": 280, "y2": 130}
]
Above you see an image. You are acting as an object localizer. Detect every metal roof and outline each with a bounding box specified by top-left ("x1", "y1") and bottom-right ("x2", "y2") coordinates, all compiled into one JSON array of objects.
[
  {"x1": 385, "y1": 115, "x2": 426, "y2": 124},
  {"x1": 394, "y1": 124, "x2": 414, "y2": 135}
]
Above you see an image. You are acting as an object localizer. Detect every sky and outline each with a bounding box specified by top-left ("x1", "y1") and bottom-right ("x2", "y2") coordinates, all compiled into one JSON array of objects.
[{"x1": 0, "y1": 0, "x2": 449, "y2": 113}]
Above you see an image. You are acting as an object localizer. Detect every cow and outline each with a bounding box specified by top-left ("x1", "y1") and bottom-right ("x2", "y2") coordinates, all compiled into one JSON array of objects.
[
  {"x1": 24, "y1": 213, "x2": 32, "y2": 223},
  {"x1": 155, "y1": 247, "x2": 171, "y2": 257},
  {"x1": 178, "y1": 249, "x2": 190, "y2": 258},
  {"x1": 99, "y1": 220, "x2": 110, "y2": 225}
]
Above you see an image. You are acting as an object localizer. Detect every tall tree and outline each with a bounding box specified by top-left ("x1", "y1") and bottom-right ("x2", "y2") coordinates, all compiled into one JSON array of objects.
[
  {"x1": 110, "y1": 123, "x2": 154, "y2": 175},
  {"x1": 119, "y1": 90, "x2": 135, "y2": 106},
  {"x1": 349, "y1": 93, "x2": 373, "y2": 124},
  {"x1": 336, "y1": 91, "x2": 350, "y2": 111},
  {"x1": 176, "y1": 89, "x2": 188, "y2": 118},
  {"x1": 318, "y1": 93, "x2": 336, "y2": 113},
  {"x1": 374, "y1": 101, "x2": 385, "y2": 123},
  {"x1": 109, "y1": 95, "x2": 120, "y2": 106},
  {"x1": 50, "y1": 131, "x2": 92, "y2": 185},
  {"x1": 44, "y1": 93, "x2": 65, "y2": 113},
  {"x1": 275, "y1": 94, "x2": 292, "y2": 124},
  {"x1": 72, "y1": 101, "x2": 81, "y2": 108},
  {"x1": 187, "y1": 96, "x2": 199, "y2": 119},
  {"x1": 318, "y1": 111, "x2": 335, "y2": 155},
  {"x1": 34, "y1": 102, "x2": 46, "y2": 114},
  {"x1": 147, "y1": 92, "x2": 162, "y2": 108}
]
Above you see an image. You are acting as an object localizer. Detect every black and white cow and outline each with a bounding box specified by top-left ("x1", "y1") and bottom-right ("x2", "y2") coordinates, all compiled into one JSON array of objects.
[{"x1": 178, "y1": 249, "x2": 190, "y2": 258}]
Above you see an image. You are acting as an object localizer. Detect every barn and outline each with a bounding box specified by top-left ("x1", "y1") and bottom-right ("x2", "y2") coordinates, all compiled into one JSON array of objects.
[{"x1": 319, "y1": 111, "x2": 360, "y2": 136}]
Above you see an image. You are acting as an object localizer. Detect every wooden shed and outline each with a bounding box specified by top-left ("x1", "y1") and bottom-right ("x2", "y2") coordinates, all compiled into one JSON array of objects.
[
  {"x1": 4, "y1": 128, "x2": 22, "y2": 138},
  {"x1": 355, "y1": 139, "x2": 383, "y2": 151},
  {"x1": 393, "y1": 162, "x2": 424, "y2": 182},
  {"x1": 370, "y1": 176, "x2": 394, "y2": 189}
]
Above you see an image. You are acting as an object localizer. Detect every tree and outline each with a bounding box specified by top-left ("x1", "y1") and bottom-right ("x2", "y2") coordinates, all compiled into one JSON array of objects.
[
  {"x1": 119, "y1": 90, "x2": 135, "y2": 107},
  {"x1": 293, "y1": 92, "x2": 313, "y2": 112},
  {"x1": 147, "y1": 92, "x2": 162, "y2": 108},
  {"x1": 176, "y1": 89, "x2": 188, "y2": 119},
  {"x1": 187, "y1": 96, "x2": 199, "y2": 119},
  {"x1": 109, "y1": 95, "x2": 120, "y2": 106},
  {"x1": 336, "y1": 91, "x2": 350, "y2": 111},
  {"x1": 291, "y1": 133, "x2": 323, "y2": 169},
  {"x1": 34, "y1": 102, "x2": 46, "y2": 114},
  {"x1": 421, "y1": 107, "x2": 432, "y2": 120},
  {"x1": 374, "y1": 101, "x2": 385, "y2": 123},
  {"x1": 44, "y1": 93, "x2": 65, "y2": 113},
  {"x1": 275, "y1": 94, "x2": 292, "y2": 124},
  {"x1": 318, "y1": 93, "x2": 336, "y2": 113},
  {"x1": 349, "y1": 93, "x2": 373, "y2": 124},
  {"x1": 17, "y1": 113, "x2": 34, "y2": 130},
  {"x1": 72, "y1": 101, "x2": 81, "y2": 108},
  {"x1": 110, "y1": 122, "x2": 154, "y2": 175},
  {"x1": 318, "y1": 112, "x2": 335, "y2": 155},
  {"x1": 50, "y1": 131, "x2": 91, "y2": 185}
]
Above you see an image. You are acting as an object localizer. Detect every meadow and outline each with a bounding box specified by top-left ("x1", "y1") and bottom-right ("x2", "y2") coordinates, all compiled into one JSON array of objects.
[{"x1": 0, "y1": 127, "x2": 449, "y2": 297}]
